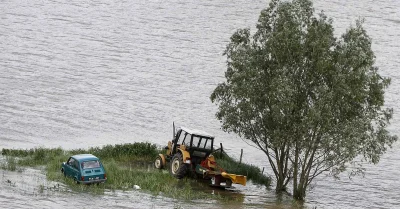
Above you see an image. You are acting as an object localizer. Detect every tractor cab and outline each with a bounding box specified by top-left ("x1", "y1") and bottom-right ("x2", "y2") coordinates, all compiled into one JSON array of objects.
[
  {"x1": 155, "y1": 126, "x2": 215, "y2": 178},
  {"x1": 170, "y1": 127, "x2": 214, "y2": 164},
  {"x1": 155, "y1": 124, "x2": 246, "y2": 188}
]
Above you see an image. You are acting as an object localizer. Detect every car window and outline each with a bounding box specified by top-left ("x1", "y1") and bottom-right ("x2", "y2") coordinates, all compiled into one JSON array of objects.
[
  {"x1": 68, "y1": 158, "x2": 80, "y2": 170},
  {"x1": 67, "y1": 157, "x2": 75, "y2": 166},
  {"x1": 81, "y1": 160, "x2": 100, "y2": 169}
]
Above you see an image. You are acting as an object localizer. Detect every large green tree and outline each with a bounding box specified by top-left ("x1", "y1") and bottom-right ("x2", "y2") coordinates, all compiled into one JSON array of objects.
[{"x1": 211, "y1": 0, "x2": 397, "y2": 200}]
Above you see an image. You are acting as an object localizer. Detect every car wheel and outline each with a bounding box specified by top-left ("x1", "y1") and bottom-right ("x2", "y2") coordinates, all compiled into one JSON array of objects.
[
  {"x1": 154, "y1": 156, "x2": 164, "y2": 169},
  {"x1": 74, "y1": 177, "x2": 80, "y2": 184},
  {"x1": 169, "y1": 152, "x2": 187, "y2": 179}
]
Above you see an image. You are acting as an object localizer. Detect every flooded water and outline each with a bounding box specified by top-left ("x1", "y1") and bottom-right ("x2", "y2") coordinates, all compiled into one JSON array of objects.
[
  {"x1": 1, "y1": 0, "x2": 399, "y2": 208},
  {"x1": 0, "y1": 163, "x2": 197, "y2": 209}
]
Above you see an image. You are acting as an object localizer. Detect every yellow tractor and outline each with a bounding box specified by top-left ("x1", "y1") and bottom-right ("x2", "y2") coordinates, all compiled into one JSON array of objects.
[{"x1": 154, "y1": 125, "x2": 246, "y2": 188}]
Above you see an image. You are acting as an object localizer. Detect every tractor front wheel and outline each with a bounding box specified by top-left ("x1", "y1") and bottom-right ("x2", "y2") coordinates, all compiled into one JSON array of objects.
[
  {"x1": 154, "y1": 155, "x2": 164, "y2": 169},
  {"x1": 169, "y1": 152, "x2": 187, "y2": 179}
]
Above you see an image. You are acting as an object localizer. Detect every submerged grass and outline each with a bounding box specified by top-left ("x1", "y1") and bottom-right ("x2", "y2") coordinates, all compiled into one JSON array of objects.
[
  {"x1": 1, "y1": 142, "x2": 271, "y2": 200},
  {"x1": 0, "y1": 156, "x2": 18, "y2": 171}
]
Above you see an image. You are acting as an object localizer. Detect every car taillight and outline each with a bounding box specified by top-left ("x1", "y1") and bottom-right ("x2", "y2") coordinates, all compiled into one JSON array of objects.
[
  {"x1": 104, "y1": 173, "x2": 107, "y2": 179},
  {"x1": 81, "y1": 176, "x2": 85, "y2": 181}
]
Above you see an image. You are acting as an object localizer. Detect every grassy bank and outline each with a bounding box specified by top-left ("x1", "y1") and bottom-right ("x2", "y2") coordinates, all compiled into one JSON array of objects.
[
  {"x1": 1, "y1": 142, "x2": 270, "y2": 200},
  {"x1": 1, "y1": 143, "x2": 209, "y2": 199}
]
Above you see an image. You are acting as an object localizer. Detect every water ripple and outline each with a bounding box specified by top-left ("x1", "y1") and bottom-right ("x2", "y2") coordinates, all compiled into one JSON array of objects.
[{"x1": 1, "y1": 0, "x2": 400, "y2": 208}]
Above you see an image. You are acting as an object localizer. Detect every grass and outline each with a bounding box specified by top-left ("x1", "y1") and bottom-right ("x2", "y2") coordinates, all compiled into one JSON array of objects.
[
  {"x1": 1, "y1": 142, "x2": 271, "y2": 200},
  {"x1": 0, "y1": 155, "x2": 18, "y2": 171},
  {"x1": 1, "y1": 143, "x2": 217, "y2": 200}
]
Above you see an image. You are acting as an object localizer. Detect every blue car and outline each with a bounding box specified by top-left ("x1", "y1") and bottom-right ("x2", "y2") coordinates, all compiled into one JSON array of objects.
[{"x1": 61, "y1": 154, "x2": 107, "y2": 184}]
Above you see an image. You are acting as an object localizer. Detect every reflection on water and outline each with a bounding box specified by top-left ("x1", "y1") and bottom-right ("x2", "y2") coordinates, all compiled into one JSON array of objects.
[{"x1": 1, "y1": 0, "x2": 400, "y2": 208}]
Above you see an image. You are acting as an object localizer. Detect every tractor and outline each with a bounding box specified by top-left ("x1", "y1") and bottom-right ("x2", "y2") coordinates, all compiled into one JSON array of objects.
[{"x1": 154, "y1": 125, "x2": 246, "y2": 188}]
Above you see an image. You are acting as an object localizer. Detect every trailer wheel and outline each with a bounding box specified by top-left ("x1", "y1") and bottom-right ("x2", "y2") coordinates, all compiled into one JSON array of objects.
[
  {"x1": 154, "y1": 156, "x2": 164, "y2": 169},
  {"x1": 170, "y1": 152, "x2": 187, "y2": 179}
]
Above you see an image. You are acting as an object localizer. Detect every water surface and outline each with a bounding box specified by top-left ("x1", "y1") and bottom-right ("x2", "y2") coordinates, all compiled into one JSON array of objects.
[{"x1": 1, "y1": 0, "x2": 399, "y2": 208}]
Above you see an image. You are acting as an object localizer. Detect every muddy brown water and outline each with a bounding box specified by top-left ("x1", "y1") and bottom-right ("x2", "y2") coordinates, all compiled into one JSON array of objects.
[{"x1": 1, "y1": 0, "x2": 400, "y2": 208}]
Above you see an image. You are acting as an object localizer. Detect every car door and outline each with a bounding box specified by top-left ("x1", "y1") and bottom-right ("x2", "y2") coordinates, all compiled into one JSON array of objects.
[
  {"x1": 71, "y1": 158, "x2": 81, "y2": 180},
  {"x1": 65, "y1": 157, "x2": 80, "y2": 179},
  {"x1": 64, "y1": 157, "x2": 75, "y2": 177}
]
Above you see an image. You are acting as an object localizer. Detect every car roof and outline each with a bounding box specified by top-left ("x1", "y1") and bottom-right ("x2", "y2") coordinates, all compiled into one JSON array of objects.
[
  {"x1": 180, "y1": 127, "x2": 215, "y2": 138},
  {"x1": 72, "y1": 154, "x2": 99, "y2": 162}
]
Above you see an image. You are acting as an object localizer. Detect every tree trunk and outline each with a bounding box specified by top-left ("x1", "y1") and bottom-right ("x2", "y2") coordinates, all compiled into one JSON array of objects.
[
  {"x1": 275, "y1": 145, "x2": 288, "y2": 192},
  {"x1": 293, "y1": 170, "x2": 307, "y2": 200},
  {"x1": 275, "y1": 175, "x2": 286, "y2": 192},
  {"x1": 293, "y1": 185, "x2": 306, "y2": 200},
  {"x1": 293, "y1": 141, "x2": 299, "y2": 197}
]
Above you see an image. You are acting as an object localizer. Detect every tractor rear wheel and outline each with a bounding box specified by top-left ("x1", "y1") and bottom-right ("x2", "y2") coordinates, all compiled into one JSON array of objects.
[{"x1": 169, "y1": 152, "x2": 187, "y2": 179}]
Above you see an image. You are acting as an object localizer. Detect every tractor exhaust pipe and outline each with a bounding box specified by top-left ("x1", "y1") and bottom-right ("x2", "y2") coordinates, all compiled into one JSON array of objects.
[{"x1": 173, "y1": 122, "x2": 176, "y2": 140}]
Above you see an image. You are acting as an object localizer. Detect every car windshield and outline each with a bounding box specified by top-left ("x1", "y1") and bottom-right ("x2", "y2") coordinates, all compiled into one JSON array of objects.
[{"x1": 81, "y1": 160, "x2": 100, "y2": 169}]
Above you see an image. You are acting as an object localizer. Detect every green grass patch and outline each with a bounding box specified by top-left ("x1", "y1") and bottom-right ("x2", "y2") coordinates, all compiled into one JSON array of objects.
[
  {"x1": 1, "y1": 143, "x2": 217, "y2": 200},
  {"x1": 1, "y1": 142, "x2": 271, "y2": 200}
]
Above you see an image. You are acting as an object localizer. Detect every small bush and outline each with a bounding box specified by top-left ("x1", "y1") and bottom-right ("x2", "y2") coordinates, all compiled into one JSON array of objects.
[
  {"x1": 2, "y1": 148, "x2": 31, "y2": 157},
  {"x1": 1, "y1": 156, "x2": 17, "y2": 171},
  {"x1": 86, "y1": 142, "x2": 159, "y2": 162}
]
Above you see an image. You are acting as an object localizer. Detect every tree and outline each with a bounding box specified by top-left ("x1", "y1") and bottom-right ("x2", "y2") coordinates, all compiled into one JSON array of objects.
[{"x1": 211, "y1": 0, "x2": 397, "y2": 200}]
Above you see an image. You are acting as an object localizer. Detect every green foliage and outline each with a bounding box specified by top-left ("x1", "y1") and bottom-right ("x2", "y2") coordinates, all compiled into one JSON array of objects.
[
  {"x1": 46, "y1": 153, "x2": 69, "y2": 181},
  {"x1": 2, "y1": 143, "x2": 159, "y2": 166},
  {"x1": 2, "y1": 147, "x2": 63, "y2": 158},
  {"x1": 211, "y1": 0, "x2": 397, "y2": 200},
  {"x1": 72, "y1": 142, "x2": 159, "y2": 163},
  {"x1": 2, "y1": 147, "x2": 64, "y2": 166}
]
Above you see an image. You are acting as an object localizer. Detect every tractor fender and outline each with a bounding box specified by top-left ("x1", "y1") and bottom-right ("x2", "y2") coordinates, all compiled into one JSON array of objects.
[
  {"x1": 166, "y1": 141, "x2": 172, "y2": 156},
  {"x1": 176, "y1": 148, "x2": 191, "y2": 164},
  {"x1": 158, "y1": 154, "x2": 166, "y2": 167}
]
